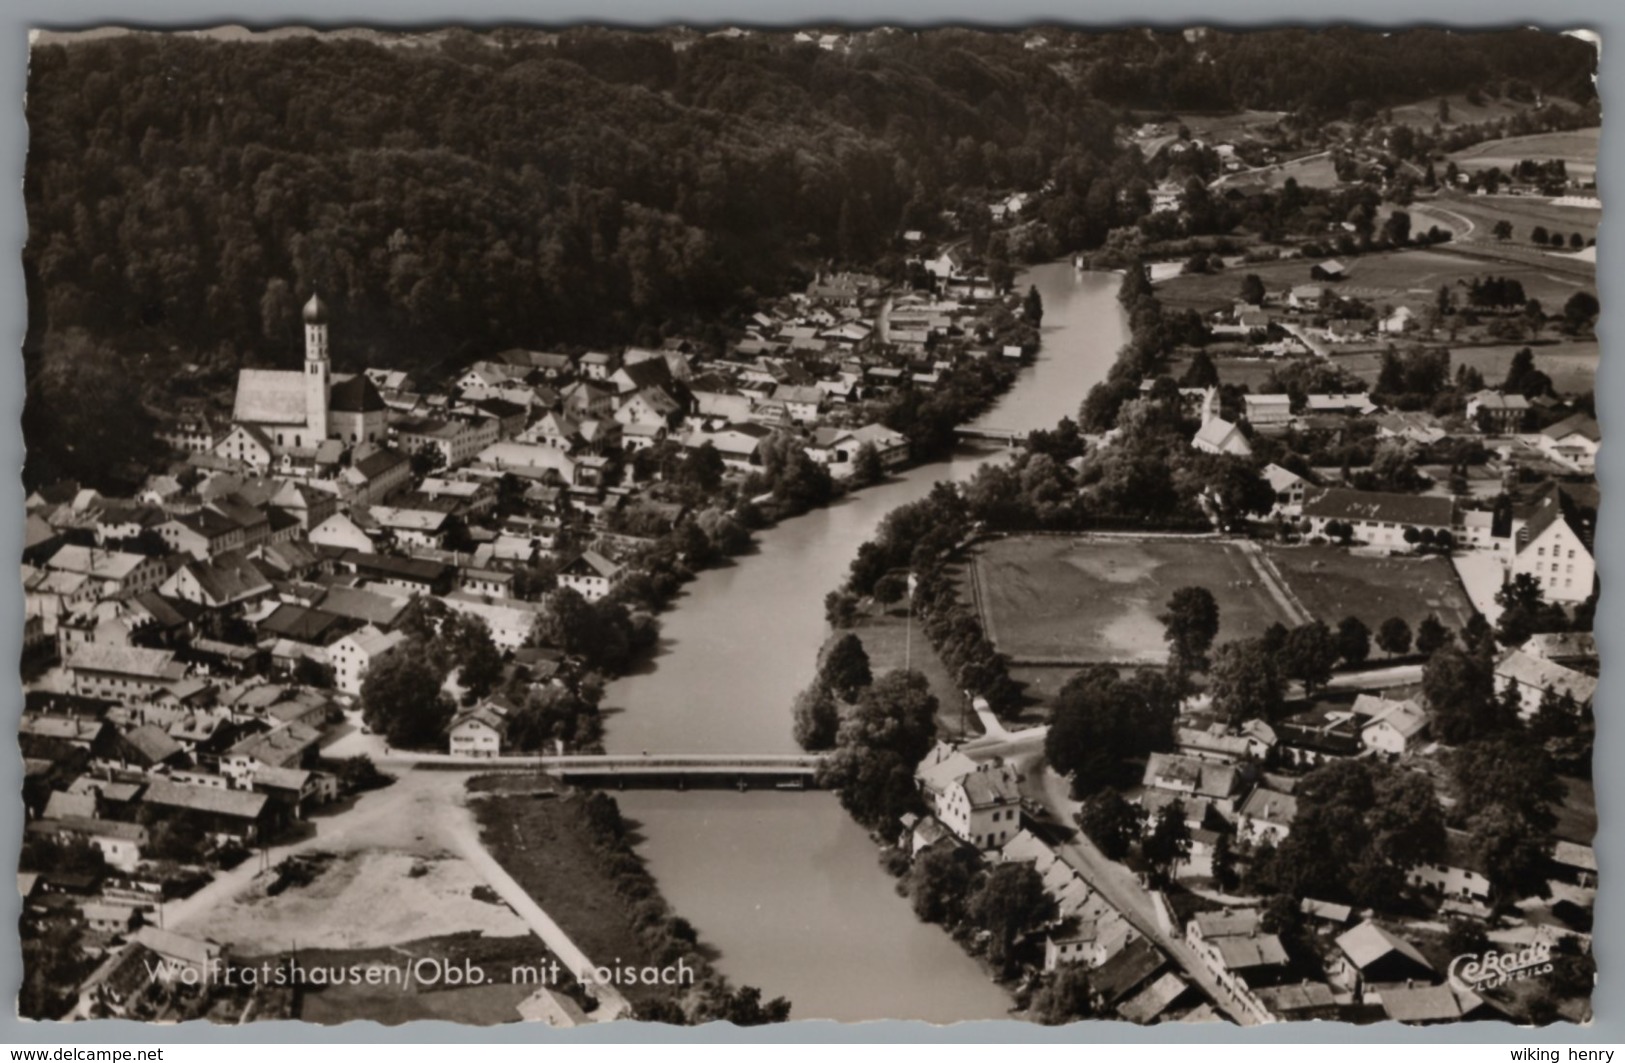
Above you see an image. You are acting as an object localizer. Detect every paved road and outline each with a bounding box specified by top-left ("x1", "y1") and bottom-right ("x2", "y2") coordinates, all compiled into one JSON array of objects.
[
  {"x1": 1321, "y1": 662, "x2": 1425, "y2": 693},
  {"x1": 1278, "y1": 321, "x2": 1329, "y2": 359},
  {"x1": 1028, "y1": 767, "x2": 1257, "y2": 1025}
]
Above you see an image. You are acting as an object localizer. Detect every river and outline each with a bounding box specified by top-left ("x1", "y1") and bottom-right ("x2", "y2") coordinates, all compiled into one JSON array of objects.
[{"x1": 605, "y1": 263, "x2": 1128, "y2": 1022}]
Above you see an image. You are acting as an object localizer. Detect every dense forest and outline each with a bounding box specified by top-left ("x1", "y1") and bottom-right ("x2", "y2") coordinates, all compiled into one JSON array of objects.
[
  {"x1": 21, "y1": 26, "x2": 1595, "y2": 488},
  {"x1": 1069, "y1": 26, "x2": 1595, "y2": 115}
]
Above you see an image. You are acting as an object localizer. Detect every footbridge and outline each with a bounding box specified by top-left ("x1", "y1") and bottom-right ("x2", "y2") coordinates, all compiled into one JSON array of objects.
[{"x1": 954, "y1": 425, "x2": 1029, "y2": 446}]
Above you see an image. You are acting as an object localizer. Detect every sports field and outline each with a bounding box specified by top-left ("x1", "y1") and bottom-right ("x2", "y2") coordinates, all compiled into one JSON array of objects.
[
  {"x1": 971, "y1": 535, "x2": 1296, "y2": 665},
  {"x1": 1264, "y1": 544, "x2": 1476, "y2": 636}
]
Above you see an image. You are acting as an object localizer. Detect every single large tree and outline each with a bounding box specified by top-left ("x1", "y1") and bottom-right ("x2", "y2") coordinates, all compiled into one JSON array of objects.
[
  {"x1": 1045, "y1": 666, "x2": 1179, "y2": 795},
  {"x1": 1160, "y1": 586, "x2": 1221, "y2": 675},
  {"x1": 968, "y1": 862, "x2": 1057, "y2": 974},
  {"x1": 1279, "y1": 621, "x2": 1338, "y2": 694},
  {"x1": 1076, "y1": 788, "x2": 1144, "y2": 861},
  {"x1": 1142, "y1": 801, "x2": 1192, "y2": 885},
  {"x1": 1376, "y1": 616, "x2": 1413, "y2": 658},
  {"x1": 1415, "y1": 614, "x2": 1450, "y2": 656},
  {"x1": 1239, "y1": 273, "x2": 1267, "y2": 307},
  {"x1": 1423, "y1": 644, "x2": 1502, "y2": 744},
  {"x1": 1023, "y1": 284, "x2": 1045, "y2": 325},
  {"x1": 1208, "y1": 638, "x2": 1286, "y2": 724},
  {"x1": 361, "y1": 649, "x2": 454, "y2": 749},
  {"x1": 791, "y1": 681, "x2": 840, "y2": 752},
  {"x1": 906, "y1": 844, "x2": 978, "y2": 926},
  {"x1": 820, "y1": 633, "x2": 874, "y2": 701},
  {"x1": 818, "y1": 670, "x2": 939, "y2": 830},
  {"x1": 1335, "y1": 615, "x2": 1371, "y2": 668}
]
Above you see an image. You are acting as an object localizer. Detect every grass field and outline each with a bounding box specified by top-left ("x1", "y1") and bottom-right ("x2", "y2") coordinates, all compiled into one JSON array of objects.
[
  {"x1": 1330, "y1": 339, "x2": 1599, "y2": 396},
  {"x1": 1172, "y1": 109, "x2": 1289, "y2": 143},
  {"x1": 1386, "y1": 93, "x2": 1581, "y2": 132},
  {"x1": 1448, "y1": 127, "x2": 1600, "y2": 178},
  {"x1": 1157, "y1": 246, "x2": 1591, "y2": 317},
  {"x1": 1213, "y1": 151, "x2": 1340, "y2": 191},
  {"x1": 844, "y1": 602, "x2": 986, "y2": 739},
  {"x1": 1264, "y1": 544, "x2": 1475, "y2": 635},
  {"x1": 1428, "y1": 193, "x2": 1601, "y2": 249},
  {"x1": 971, "y1": 535, "x2": 1294, "y2": 665},
  {"x1": 1165, "y1": 353, "x2": 1289, "y2": 392}
]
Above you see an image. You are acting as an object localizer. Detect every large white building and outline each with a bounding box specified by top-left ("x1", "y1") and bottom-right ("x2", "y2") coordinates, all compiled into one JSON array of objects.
[{"x1": 328, "y1": 625, "x2": 406, "y2": 697}]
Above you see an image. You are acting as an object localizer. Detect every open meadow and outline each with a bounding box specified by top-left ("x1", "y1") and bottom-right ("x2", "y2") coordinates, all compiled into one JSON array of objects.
[
  {"x1": 970, "y1": 535, "x2": 1295, "y2": 665},
  {"x1": 1448, "y1": 127, "x2": 1600, "y2": 179},
  {"x1": 1263, "y1": 544, "x2": 1476, "y2": 635},
  {"x1": 1155, "y1": 246, "x2": 1588, "y2": 317},
  {"x1": 1330, "y1": 339, "x2": 1599, "y2": 395},
  {"x1": 1421, "y1": 193, "x2": 1600, "y2": 250},
  {"x1": 1385, "y1": 93, "x2": 1583, "y2": 131}
]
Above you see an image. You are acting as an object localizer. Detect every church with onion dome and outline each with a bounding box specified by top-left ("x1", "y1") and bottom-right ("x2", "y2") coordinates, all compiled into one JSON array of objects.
[{"x1": 228, "y1": 293, "x2": 389, "y2": 458}]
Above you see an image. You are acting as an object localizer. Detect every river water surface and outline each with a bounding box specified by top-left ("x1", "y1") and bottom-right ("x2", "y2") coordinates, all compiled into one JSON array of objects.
[{"x1": 607, "y1": 263, "x2": 1128, "y2": 1021}]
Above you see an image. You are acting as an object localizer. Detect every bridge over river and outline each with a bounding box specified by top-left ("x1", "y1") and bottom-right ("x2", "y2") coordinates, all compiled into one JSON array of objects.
[
  {"x1": 953, "y1": 425, "x2": 1028, "y2": 446},
  {"x1": 396, "y1": 750, "x2": 826, "y2": 789}
]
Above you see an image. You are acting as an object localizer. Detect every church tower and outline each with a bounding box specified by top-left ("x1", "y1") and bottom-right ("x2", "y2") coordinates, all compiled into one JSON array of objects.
[{"x1": 303, "y1": 292, "x2": 330, "y2": 445}]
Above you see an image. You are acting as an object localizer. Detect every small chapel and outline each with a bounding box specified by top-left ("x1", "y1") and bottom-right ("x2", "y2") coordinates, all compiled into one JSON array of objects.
[{"x1": 230, "y1": 293, "x2": 388, "y2": 456}]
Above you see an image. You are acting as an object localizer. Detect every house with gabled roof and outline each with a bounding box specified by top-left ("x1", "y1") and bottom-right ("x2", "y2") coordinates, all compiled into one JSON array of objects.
[
  {"x1": 1192, "y1": 417, "x2": 1252, "y2": 457},
  {"x1": 1302, "y1": 487, "x2": 1455, "y2": 550},
  {"x1": 1354, "y1": 695, "x2": 1429, "y2": 755},
  {"x1": 141, "y1": 778, "x2": 273, "y2": 842},
  {"x1": 1236, "y1": 787, "x2": 1298, "y2": 846},
  {"x1": 1537, "y1": 413, "x2": 1599, "y2": 472},
  {"x1": 1494, "y1": 646, "x2": 1597, "y2": 712},
  {"x1": 329, "y1": 625, "x2": 407, "y2": 697},
  {"x1": 1407, "y1": 828, "x2": 1491, "y2": 904},
  {"x1": 66, "y1": 643, "x2": 187, "y2": 702},
  {"x1": 1142, "y1": 752, "x2": 1247, "y2": 811},
  {"x1": 447, "y1": 699, "x2": 512, "y2": 758},
  {"x1": 1334, "y1": 920, "x2": 1436, "y2": 987},
  {"x1": 556, "y1": 551, "x2": 622, "y2": 602}
]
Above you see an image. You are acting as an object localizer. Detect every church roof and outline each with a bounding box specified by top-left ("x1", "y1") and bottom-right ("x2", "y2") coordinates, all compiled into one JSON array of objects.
[
  {"x1": 329, "y1": 374, "x2": 386, "y2": 414},
  {"x1": 233, "y1": 370, "x2": 310, "y2": 426},
  {"x1": 303, "y1": 293, "x2": 329, "y2": 325}
]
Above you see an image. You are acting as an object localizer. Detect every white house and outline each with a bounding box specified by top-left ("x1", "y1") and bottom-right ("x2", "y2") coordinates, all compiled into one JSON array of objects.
[
  {"x1": 1380, "y1": 306, "x2": 1415, "y2": 334},
  {"x1": 1300, "y1": 487, "x2": 1455, "y2": 550},
  {"x1": 309, "y1": 512, "x2": 374, "y2": 554},
  {"x1": 1263, "y1": 464, "x2": 1307, "y2": 516},
  {"x1": 1537, "y1": 414, "x2": 1599, "y2": 473},
  {"x1": 1509, "y1": 495, "x2": 1595, "y2": 604},
  {"x1": 1192, "y1": 417, "x2": 1252, "y2": 457},
  {"x1": 1493, "y1": 647, "x2": 1597, "y2": 713},
  {"x1": 1242, "y1": 394, "x2": 1293, "y2": 427},
  {"x1": 329, "y1": 625, "x2": 406, "y2": 697},
  {"x1": 556, "y1": 551, "x2": 622, "y2": 602},
  {"x1": 1408, "y1": 829, "x2": 1492, "y2": 903},
  {"x1": 446, "y1": 700, "x2": 511, "y2": 758},
  {"x1": 1354, "y1": 695, "x2": 1429, "y2": 755},
  {"x1": 936, "y1": 765, "x2": 1022, "y2": 850},
  {"x1": 1236, "y1": 787, "x2": 1297, "y2": 847}
]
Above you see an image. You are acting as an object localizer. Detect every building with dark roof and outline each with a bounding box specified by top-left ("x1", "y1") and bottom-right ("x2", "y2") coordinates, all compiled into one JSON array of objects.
[{"x1": 1302, "y1": 487, "x2": 1456, "y2": 549}]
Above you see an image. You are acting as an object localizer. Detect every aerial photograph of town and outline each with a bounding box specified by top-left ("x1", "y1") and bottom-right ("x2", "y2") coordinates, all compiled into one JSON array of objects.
[{"x1": 14, "y1": 24, "x2": 1600, "y2": 1029}]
